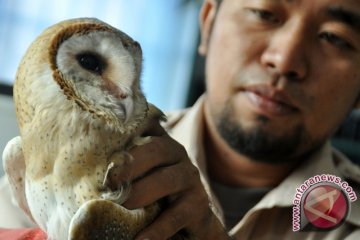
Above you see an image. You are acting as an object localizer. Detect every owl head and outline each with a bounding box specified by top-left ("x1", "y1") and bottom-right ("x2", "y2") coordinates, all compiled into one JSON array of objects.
[{"x1": 14, "y1": 18, "x2": 148, "y2": 133}]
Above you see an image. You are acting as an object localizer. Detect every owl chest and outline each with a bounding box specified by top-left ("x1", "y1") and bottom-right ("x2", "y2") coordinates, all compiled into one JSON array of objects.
[
  {"x1": 54, "y1": 134, "x2": 129, "y2": 208},
  {"x1": 24, "y1": 111, "x2": 132, "y2": 206},
  {"x1": 55, "y1": 130, "x2": 127, "y2": 182}
]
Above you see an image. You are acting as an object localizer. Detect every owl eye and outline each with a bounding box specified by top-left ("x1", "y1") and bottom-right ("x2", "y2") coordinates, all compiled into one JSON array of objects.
[{"x1": 76, "y1": 52, "x2": 106, "y2": 75}]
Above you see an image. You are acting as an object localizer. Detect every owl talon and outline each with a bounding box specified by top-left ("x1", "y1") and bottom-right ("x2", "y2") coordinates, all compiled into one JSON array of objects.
[
  {"x1": 103, "y1": 162, "x2": 115, "y2": 187},
  {"x1": 103, "y1": 152, "x2": 132, "y2": 190},
  {"x1": 11, "y1": 18, "x2": 166, "y2": 240}
]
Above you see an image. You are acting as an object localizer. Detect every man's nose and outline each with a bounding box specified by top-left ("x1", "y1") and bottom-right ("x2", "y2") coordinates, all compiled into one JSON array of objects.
[{"x1": 260, "y1": 20, "x2": 309, "y2": 81}]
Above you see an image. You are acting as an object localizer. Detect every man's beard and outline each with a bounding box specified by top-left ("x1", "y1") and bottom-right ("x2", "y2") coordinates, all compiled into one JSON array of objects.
[{"x1": 216, "y1": 104, "x2": 307, "y2": 164}]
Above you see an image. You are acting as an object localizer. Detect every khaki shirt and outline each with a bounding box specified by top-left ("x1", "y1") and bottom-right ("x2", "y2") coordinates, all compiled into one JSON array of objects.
[
  {"x1": 164, "y1": 96, "x2": 360, "y2": 240},
  {"x1": 1, "y1": 96, "x2": 360, "y2": 239}
]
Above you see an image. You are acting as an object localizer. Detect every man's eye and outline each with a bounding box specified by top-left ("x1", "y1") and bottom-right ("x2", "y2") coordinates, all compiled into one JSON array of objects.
[
  {"x1": 319, "y1": 32, "x2": 354, "y2": 50},
  {"x1": 248, "y1": 9, "x2": 280, "y2": 24}
]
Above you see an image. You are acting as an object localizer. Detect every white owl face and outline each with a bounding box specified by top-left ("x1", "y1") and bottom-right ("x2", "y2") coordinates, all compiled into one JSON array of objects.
[{"x1": 55, "y1": 30, "x2": 143, "y2": 123}]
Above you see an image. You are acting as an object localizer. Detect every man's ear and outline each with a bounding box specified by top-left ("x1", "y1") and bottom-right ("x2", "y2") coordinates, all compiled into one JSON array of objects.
[{"x1": 198, "y1": 0, "x2": 218, "y2": 56}]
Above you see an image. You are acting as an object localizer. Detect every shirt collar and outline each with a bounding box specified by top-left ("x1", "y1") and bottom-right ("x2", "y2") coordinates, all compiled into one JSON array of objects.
[
  {"x1": 166, "y1": 95, "x2": 226, "y2": 220},
  {"x1": 251, "y1": 141, "x2": 360, "y2": 226},
  {"x1": 166, "y1": 95, "x2": 360, "y2": 227},
  {"x1": 166, "y1": 95, "x2": 207, "y2": 175}
]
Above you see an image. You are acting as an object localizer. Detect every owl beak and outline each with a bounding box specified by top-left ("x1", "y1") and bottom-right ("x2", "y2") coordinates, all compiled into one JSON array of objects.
[{"x1": 118, "y1": 97, "x2": 134, "y2": 124}]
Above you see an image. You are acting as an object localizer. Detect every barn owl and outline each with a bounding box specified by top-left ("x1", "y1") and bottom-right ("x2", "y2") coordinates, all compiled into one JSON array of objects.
[{"x1": 2, "y1": 18, "x2": 172, "y2": 240}]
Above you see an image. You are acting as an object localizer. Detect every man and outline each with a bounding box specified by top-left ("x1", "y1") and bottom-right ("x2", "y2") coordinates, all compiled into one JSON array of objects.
[{"x1": 1, "y1": 0, "x2": 360, "y2": 239}]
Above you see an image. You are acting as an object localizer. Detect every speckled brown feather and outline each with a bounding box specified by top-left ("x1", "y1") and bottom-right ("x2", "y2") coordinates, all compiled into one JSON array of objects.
[{"x1": 10, "y1": 18, "x2": 173, "y2": 240}]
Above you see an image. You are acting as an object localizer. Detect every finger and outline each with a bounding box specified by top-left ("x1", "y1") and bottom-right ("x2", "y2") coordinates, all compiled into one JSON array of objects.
[
  {"x1": 135, "y1": 194, "x2": 226, "y2": 240},
  {"x1": 108, "y1": 136, "x2": 184, "y2": 186},
  {"x1": 123, "y1": 161, "x2": 189, "y2": 209},
  {"x1": 129, "y1": 136, "x2": 183, "y2": 179},
  {"x1": 134, "y1": 196, "x2": 191, "y2": 240},
  {"x1": 141, "y1": 118, "x2": 167, "y2": 137}
]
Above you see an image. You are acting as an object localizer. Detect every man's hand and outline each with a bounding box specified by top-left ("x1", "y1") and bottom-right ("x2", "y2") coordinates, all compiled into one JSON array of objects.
[{"x1": 108, "y1": 122, "x2": 229, "y2": 240}]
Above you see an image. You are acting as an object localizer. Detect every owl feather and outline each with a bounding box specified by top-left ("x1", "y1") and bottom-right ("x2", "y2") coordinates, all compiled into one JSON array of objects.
[{"x1": 2, "y1": 18, "x2": 179, "y2": 240}]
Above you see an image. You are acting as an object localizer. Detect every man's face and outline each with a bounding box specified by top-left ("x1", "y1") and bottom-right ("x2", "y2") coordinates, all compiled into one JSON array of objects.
[{"x1": 201, "y1": 0, "x2": 360, "y2": 163}]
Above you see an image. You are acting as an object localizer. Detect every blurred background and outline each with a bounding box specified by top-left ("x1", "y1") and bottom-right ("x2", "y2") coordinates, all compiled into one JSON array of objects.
[
  {"x1": 1, "y1": 0, "x2": 359, "y2": 177},
  {"x1": 0, "y1": 0, "x2": 203, "y2": 109},
  {"x1": 0, "y1": 0, "x2": 206, "y2": 176}
]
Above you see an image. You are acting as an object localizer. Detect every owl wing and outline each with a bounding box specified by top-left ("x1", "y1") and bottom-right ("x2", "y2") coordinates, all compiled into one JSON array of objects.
[{"x1": 2, "y1": 136, "x2": 34, "y2": 221}]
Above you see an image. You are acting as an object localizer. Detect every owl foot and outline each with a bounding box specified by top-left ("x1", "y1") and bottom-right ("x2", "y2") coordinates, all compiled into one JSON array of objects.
[{"x1": 68, "y1": 199, "x2": 160, "y2": 240}]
